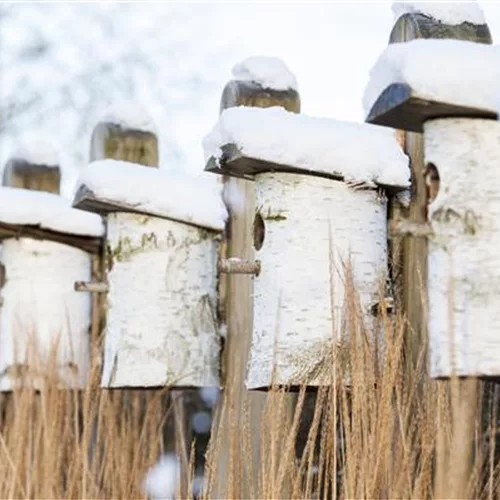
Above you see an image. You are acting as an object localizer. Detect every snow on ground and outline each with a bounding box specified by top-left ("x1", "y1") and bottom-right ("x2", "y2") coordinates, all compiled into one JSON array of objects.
[
  {"x1": 143, "y1": 454, "x2": 180, "y2": 500},
  {"x1": 203, "y1": 106, "x2": 410, "y2": 188},
  {"x1": 392, "y1": 1, "x2": 486, "y2": 25},
  {"x1": 363, "y1": 39, "x2": 500, "y2": 116},
  {"x1": 0, "y1": 187, "x2": 104, "y2": 237},
  {"x1": 76, "y1": 159, "x2": 227, "y2": 231},
  {"x1": 231, "y1": 56, "x2": 298, "y2": 91}
]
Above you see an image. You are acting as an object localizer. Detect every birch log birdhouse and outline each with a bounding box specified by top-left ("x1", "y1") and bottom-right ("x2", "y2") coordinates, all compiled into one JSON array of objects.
[
  {"x1": 203, "y1": 106, "x2": 410, "y2": 389},
  {"x1": 364, "y1": 37, "x2": 500, "y2": 379},
  {"x1": 0, "y1": 157, "x2": 104, "y2": 390},
  {"x1": 73, "y1": 159, "x2": 227, "y2": 388}
]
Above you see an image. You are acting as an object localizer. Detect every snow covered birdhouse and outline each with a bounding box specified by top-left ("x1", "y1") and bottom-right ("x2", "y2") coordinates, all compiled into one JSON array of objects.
[
  {"x1": 0, "y1": 158, "x2": 104, "y2": 390},
  {"x1": 203, "y1": 106, "x2": 410, "y2": 389},
  {"x1": 364, "y1": 37, "x2": 500, "y2": 379},
  {"x1": 73, "y1": 160, "x2": 227, "y2": 388}
]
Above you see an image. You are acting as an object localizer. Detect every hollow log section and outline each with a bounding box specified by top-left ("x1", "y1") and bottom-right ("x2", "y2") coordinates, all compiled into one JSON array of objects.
[
  {"x1": 101, "y1": 212, "x2": 221, "y2": 388},
  {"x1": 424, "y1": 118, "x2": 500, "y2": 378},
  {"x1": 247, "y1": 172, "x2": 388, "y2": 389},
  {"x1": 384, "y1": 12, "x2": 492, "y2": 373}
]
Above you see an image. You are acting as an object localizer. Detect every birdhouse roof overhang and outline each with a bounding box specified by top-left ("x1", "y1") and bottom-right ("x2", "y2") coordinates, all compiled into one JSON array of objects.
[
  {"x1": 366, "y1": 83, "x2": 497, "y2": 133},
  {"x1": 73, "y1": 160, "x2": 227, "y2": 233},
  {"x1": 0, "y1": 187, "x2": 104, "y2": 254},
  {"x1": 205, "y1": 143, "x2": 408, "y2": 195}
]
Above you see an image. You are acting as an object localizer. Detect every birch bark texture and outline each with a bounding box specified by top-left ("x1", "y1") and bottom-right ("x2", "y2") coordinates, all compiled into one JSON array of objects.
[
  {"x1": 424, "y1": 118, "x2": 500, "y2": 378},
  {"x1": 247, "y1": 173, "x2": 388, "y2": 388},
  {"x1": 0, "y1": 239, "x2": 91, "y2": 390},
  {"x1": 101, "y1": 212, "x2": 221, "y2": 388}
]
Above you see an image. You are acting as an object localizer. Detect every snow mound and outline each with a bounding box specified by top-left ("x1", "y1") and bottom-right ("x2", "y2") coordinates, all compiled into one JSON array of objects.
[
  {"x1": 232, "y1": 56, "x2": 298, "y2": 91},
  {"x1": 0, "y1": 187, "x2": 104, "y2": 237},
  {"x1": 392, "y1": 2, "x2": 486, "y2": 26},
  {"x1": 203, "y1": 106, "x2": 410, "y2": 188},
  {"x1": 97, "y1": 100, "x2": 157, "y2": 134},
  {"x1": 9, "y1": 140, "x2": 59, "y2": 167},
  {"x1": 363, "y1": 39, "x2": 500, "y2": 116},
  {"x1": 76, "y1": 160, "x2": 227, "y2": 231}
]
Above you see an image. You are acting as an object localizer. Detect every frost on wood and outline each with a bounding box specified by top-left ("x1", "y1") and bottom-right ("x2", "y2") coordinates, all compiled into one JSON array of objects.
[
  {"x1": 203, "y1": 106, "x2": 410, "y2": 188},
  {"x1": 247, "y1": 173, "x2": 388, "y2": 388},
  {"x1": 425, "y1": 118, "x2": 500, "y2": 378},
  {"x1": 231, "y1": 56, "x2": 298, "y2": 91},
  {"x1": 392, "y1": 1, "x2": 486, "y2": 26},
  {"x1": 101, "y1": 212, "x2": 221, "y2": 388},
  {"x1": 0, "y1": 238, "x2": 91, "y2": 390},
  {"x1": 75, "y1": 160, "x2": 227, "y2": 231},
  {"x1": 363, "y1": 39, "x2": 500, "y2": 117},
  {"x1": 0, "y1": 187, "x2": 104, "y2": 237}
]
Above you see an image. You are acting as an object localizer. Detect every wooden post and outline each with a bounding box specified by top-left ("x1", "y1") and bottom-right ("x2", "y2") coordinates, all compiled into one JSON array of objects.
[
  {"x1": 387, "y1": 11, "x2": 492, "y2": 372},
  {"x1": 3, "y1": 158, "x2": 60, "y2": 193},
  {"x1": 90, "y1": 122, "x2": 158, "y2": 167},
  {"x1": 367, "y1": 10, "x2": 492, "y2": 497},
  {"x1": 87, "y1": 119, "x2": 198, "y2": 474},
  {"x1": 209, "y1": 72, "x2": 300, "y2": 497}
]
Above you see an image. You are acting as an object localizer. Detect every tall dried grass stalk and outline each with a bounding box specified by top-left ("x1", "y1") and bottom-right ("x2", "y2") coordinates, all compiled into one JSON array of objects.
[{"x1": 0, "y1": 274, "x2": 497, "y2": 498}]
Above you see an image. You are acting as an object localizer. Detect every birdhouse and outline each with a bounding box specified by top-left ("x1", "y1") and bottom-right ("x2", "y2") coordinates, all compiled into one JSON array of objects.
[
  {"x1": 365, "y1": 38, "x2": 500, "y2": 379},
  {"x1": 73, "y1": 159, "x2": 227, "y2": 388},
  {"x1": 203, "y1": 105, "x2": 409, "y2": 388},
  {"x1": 0, "y1": 159, "x2": 103, "y2": 390}
]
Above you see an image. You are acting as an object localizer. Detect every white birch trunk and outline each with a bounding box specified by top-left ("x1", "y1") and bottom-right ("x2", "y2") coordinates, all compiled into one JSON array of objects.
[
  {"x1": 0, "y1": 238, "x2": 91, "y2": 390},
  {"x1": 425, "y1": 118, "x2": 500, "y2": 378},
  {"x1": 101, "y1": 212, "x2": 221, "y2": 388},
  {"x1": 247, "y1": 172, "x2": 388, "y2": 389}
]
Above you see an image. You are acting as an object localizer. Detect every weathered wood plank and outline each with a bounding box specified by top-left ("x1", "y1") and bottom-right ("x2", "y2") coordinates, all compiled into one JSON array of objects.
[
  {"x1": 0, "y1": 220, "x2": 102, "y2": 255},
  {"x1": 366, "y1": 83, "x2": 496, "y2": 133},
  {"x1": 210, "y1": 78, "x2": 300, "y2": 497}
]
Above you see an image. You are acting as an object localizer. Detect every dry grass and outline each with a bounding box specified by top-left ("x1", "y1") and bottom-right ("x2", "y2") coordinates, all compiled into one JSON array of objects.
[{"x1": 0, "y1": 285, "x2": 498, "y2": 499}]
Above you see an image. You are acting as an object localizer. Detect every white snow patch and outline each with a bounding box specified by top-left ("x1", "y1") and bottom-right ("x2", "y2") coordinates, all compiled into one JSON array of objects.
[
  {"x1": 191, "y1": 411, "x2": 212, "y2": 433},
  {"x1": 0, "y1": 187, "x2": 104, "y2": 237},
  {"x1": 98, "y1": 100, "x2": 157, "y2": 134},
  {"x1": 143, "y1": 454, "x2": 180, "y2": 500},
  {"x1": 76, "y1": 160, "x2": 227, "y2": 231},
  {"x1": 363, "y1": 39, "x2": 500, "y2": 116},
  {"x1": 392, "y1": 2, "x2": 486, "y2": 25},
  {"x1": 203, "y1": 106, "x2": 410, "y2": 188},
  {"x1": 232, "y1": 56, "x2": 298, "y2": 91},
  {"x1": 199, "y1": 386, "x2": 220, "y2": 407},
  {"x1": 9, "y1": 139, "x2": 59, "y2": 167}
]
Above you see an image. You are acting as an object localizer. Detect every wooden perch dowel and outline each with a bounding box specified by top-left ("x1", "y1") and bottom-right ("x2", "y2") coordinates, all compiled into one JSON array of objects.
[{"x1": 218, "y1": 258, "x2": 261, "y2": 276}]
